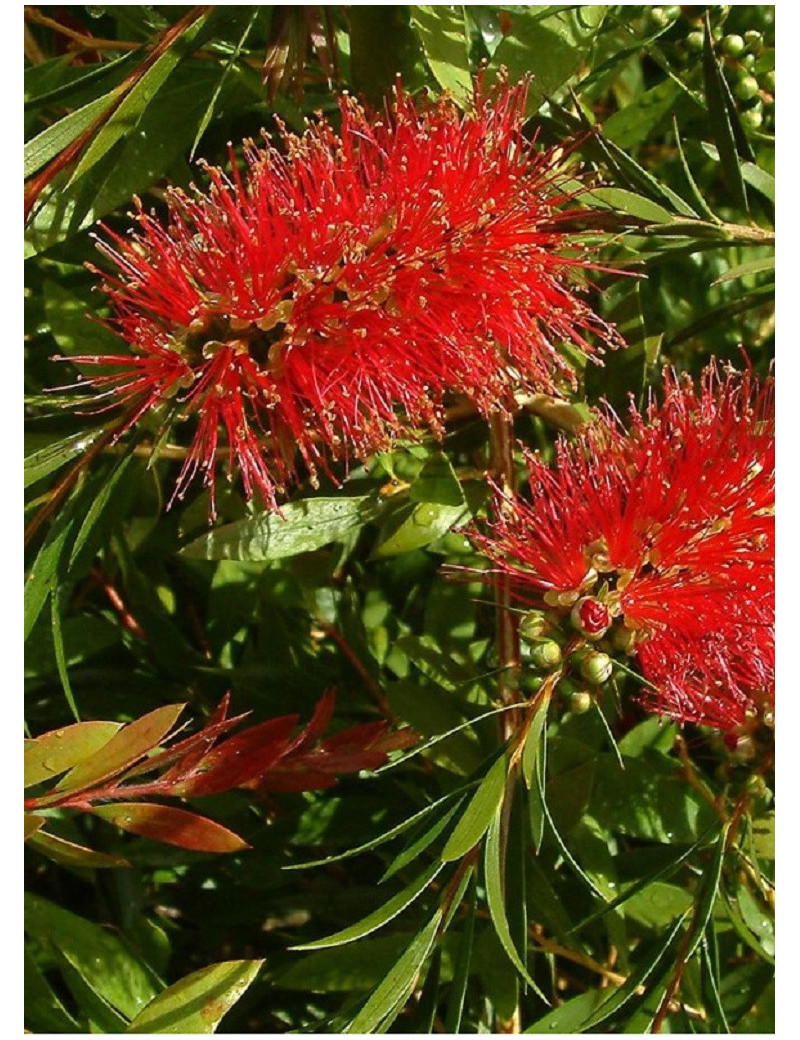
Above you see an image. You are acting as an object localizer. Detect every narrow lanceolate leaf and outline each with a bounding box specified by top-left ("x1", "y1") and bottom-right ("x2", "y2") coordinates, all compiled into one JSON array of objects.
[
  {"x1": 69, "y1": 452, "x2": 135, "y2": 566},
  {"x1": 24, "y1": 815, "x2": 46, "y2": 840},
  {"x1": 90, "y1": 803, "x2": 249, "y2": 854},
  {"x1": 702, "y1": 17, "x2": 747, "y2": 212},
  {"x1": 181, "y1": 495, "x2": 381, "y2": 561},
  {"x1": 411, "y1": 5, "x2": 473, "y2": 100},
  {"x1": 191, "y1": 7, "x2": 260, "y2": 156},
  {"x1": 24, "y1": 428, "x2": 105, "y2": 488},
  {"x1": 345, "y1": 911, "x2": 442, "y2": 1033},
  {"x1": 25, "y1": 720, "x2": 122, "y2": 787},
  {"x1": 55, "y1": 703, "x2": 185, "y2": 793},
  {"x1": 441, "y1": 754, "x2": 507, "y2": 861},
  {"x1": 24, "y1": 90, "x2": 121, "y2": 178},
  {"x1": 484, "y1": 805, "x2": 548, "y2": 1002},
  {"x1": 25, "y1": 893, "x2": 159, "y2": 1020},
  {"x1": 382, "y1": 797, "x2": 467, "y2": 881},
  {"x1": 713, "y1": 257, "x2": 775, "y2": 285},
  {"x1": 70, "y1": 12, "x2": 210, "y2": 183},
  {"x1": 27, "y1": 829, "x2": 129, "y2": 868},
  {"x1": 292, "y1": 860, "x2": 444, "y2": 950},
  {"x1": 127, "y1": 960, "x2": 263, "y2": 1034},
  {"x1": 444, "y1": 873, "x2": 476, "y2": 1033}
]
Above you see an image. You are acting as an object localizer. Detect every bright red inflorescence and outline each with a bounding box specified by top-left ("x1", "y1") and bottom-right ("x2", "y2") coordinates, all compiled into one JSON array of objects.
[
  {"x1": 73, "y1": 78, "x2": 620, "y2": 516},
  {"x1": 470, "y1": 363, "x2": 774, "y2": 733}
]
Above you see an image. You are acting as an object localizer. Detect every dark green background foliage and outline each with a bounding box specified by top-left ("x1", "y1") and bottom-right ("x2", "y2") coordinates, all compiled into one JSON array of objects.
[{"x1": 25, "y1": 6, "x2": 774, "y2": 1034}]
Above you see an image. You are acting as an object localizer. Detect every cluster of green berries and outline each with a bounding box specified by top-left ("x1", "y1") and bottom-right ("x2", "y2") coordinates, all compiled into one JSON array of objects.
[
  {"x1": 683, "y1": 22, "x2": 774, "y2": 133},
  {"x1": 518, "y1": 597, "x2": 626, "y2": 714}
]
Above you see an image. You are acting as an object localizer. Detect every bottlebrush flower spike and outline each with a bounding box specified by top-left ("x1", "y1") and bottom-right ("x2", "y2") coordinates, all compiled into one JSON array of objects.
[
  {"x1": 72, "y1": 77, "x2": 621, "y2": 516},
  {"x1": 469, "y1": 363, "x2": 774, "y2": 733}
]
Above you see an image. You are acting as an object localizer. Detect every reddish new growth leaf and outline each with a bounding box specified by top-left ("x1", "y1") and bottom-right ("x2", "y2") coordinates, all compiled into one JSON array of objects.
[
  {"x1": 470, "y1": 363, "x2": 774, "y2": 734},
  {"x1": 24, "y1": 692, "x2": 415, "y2": 856},
  {"x1": 71, "y1": 76, "x2": 620, "y2": 516}
]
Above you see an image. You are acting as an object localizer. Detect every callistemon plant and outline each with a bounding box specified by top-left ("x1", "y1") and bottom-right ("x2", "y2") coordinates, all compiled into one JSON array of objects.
[
  {"x1": 470, "y1": 363, "x2": 775, "y2": 736},
  {"x1": 72, "y1": 78, "x2": 621, "y2": 516}
]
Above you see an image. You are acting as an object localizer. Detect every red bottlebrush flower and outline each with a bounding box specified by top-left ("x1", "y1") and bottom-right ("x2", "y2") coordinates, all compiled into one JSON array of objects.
[
  {"x1": 72, "y1": 78, "x2": 620, "y2": 516},
  {"x1": 469, "y1": 363, "x2": 774, "y2": 733}
]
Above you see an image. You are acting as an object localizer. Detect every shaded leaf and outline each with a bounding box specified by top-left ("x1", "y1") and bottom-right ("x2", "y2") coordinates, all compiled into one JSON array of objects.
[
  {"x1": 292, "y1": 860, "x2": 443, "y2": 950},
  {"x1": 27, "y1": 829, "x2": 130, "y2": 868}
]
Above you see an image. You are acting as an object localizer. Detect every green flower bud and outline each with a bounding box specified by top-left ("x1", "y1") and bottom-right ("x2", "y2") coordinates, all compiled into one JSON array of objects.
[
  {"x1": 721, "y1": 33, "x2": 746, "y2": 57},
  {"x1": 579, "y1": 650, "x2": 613, "y2": 685},
  {"x1": 610, "y1": 624, "x2": 637, "y2": 654},
  {"x1": 646, "y1": 7, "x2": 668, "y2": 29},
  {"x1": 739, "y1": 53, "x2": 757, "y2": 71},
  {"x1": 664, "y1": 6, "x2": 681, "y2": 20},
  {"x1": 740, "y1": 104, "x2": 763, "y2": 130},
  {"x1": 568, "y1": 690, "x2": 593, "y2": 714},
  {"x1": 745, "y1": 773, "x2": 768, "y2": 799},
  {"x1": 530, "y1": 640, "x2": 562, "y2": 671},
  {"x1": 521, "y1": 673, "x2": 545, "y2": 695},
  {"x1": 762, "y1": 68, "x2": 775, "y2": 94},
  {"x1": 686, "y1": 30, "x2": 704, "y2": 52},
  {"x1": 519, "y1": 611, "x2": 548, "y2": 643},
  {"x1": 734, "y1": 74, "x2": 760, "y2": 102},
  {"x1": 743, "y1": 30, "x2": 764, "y2": 55}
]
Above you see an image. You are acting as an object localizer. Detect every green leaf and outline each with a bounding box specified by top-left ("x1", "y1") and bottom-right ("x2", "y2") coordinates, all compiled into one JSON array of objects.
[
  {"x1": 444, "y1": 872, "x2": 476, "y2": 1033},
  {"x1": 182, "y1": 495, "x2": 381, "y2": 561},
  {"x1": 583, "y1": 186, "x2": 675, "y2": 223},
  {"x1": 25, "y1": 720, "x2": 122, "y2": 787},
  {"x1": 603, "y1": 79, "x2": 682, "y2": 151},
  {"x1": 382, "y1": 796, "x2": 467, "y2": 880},
  {"x1": 24, "y1": 500, "x2": 78, "y2": 642},
  {"x1": 344, "y1": 911, "x2": 442, "y2": 1033},
  {"x1": 484, "y1": 804, "x2": 548, "y2": 1001},
  {"x1": 24, "y1": 815, "x2": 46, "y2": 840},
  {"x1": 90, "y1": 803, "x2": 249, "y2": 854},
  {"x1": 24, "y1": 428, "x2": 105, "y2": 488},
  {"x1": 741, "y1": 162, "x2": 775, "y2": 204},
  {"x1": 51, "y1": 584, "x2": 80, "y2": 720},
  {"x1": 408, "y1": 451, "x2": 466, "y2": 507},
  {"x1": 56, "y1": 703, "x2": 184, "y2": 792},
  {"x1": 127, "y1": 959, "x2": 263, "y2": 1033},
  {"x1": 287, "y1": 785, "x2": 476, "y2": 870},
  {"x1": 24, "y1": 90, "x2": 120, "y2": 178},
  {"x1": 69, "y1": 453, "x2": 136, "y2": 566},
  {"x1": 372, "y1": 499, "x2": 469, "y2": 557},
  {"x1": 525, "y1": 990, "x2": 605, "y2": 1033},
  {"x1": 27, "y1": 829, "x2": 129, "y2": 869},
  {"x1": 579, "y1": 912, "x2": 689, "y2": 1030},
  {"x1": 25, "y1": 893, "x2": 159, "y2": 1020},
  {"x1": 713, "y1": 256, "x2": 775, "y2": 285},
  {"x1": 588, "y1": 751, "x2": 718, "y2": 843},
  {"x1": 292, "y1": 860, "x2": 443, "y2": 950},
  {"x1": 70, "y1": 12, "x2": 209, "y2": 182},
  {"x1": 191, "y1": 7, "x2": 260, "y2": 156},
  {"x1": 24, "y1": 946, "x2": 80, "y2": 1033},
  {"x1": 702, "y1": 18, "x2": 748, "y2": 212},
  {"x1": 441, "y1": 753, "x2": 507, "y2": 861},
  {"x1": 277, "y1": 936, "x2": 419, "y2": 993},
  {"x1": 411, "y1": 5, "x2": 473, "y2": 100},
  {"x1": 490, "y1": 7, "x2": 608, "y2": 110}
]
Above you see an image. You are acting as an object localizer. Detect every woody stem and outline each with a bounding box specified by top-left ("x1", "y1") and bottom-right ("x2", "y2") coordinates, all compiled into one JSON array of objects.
[{"x1": 488, "y1": 410, "x2": 522, "y2": 1034}]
